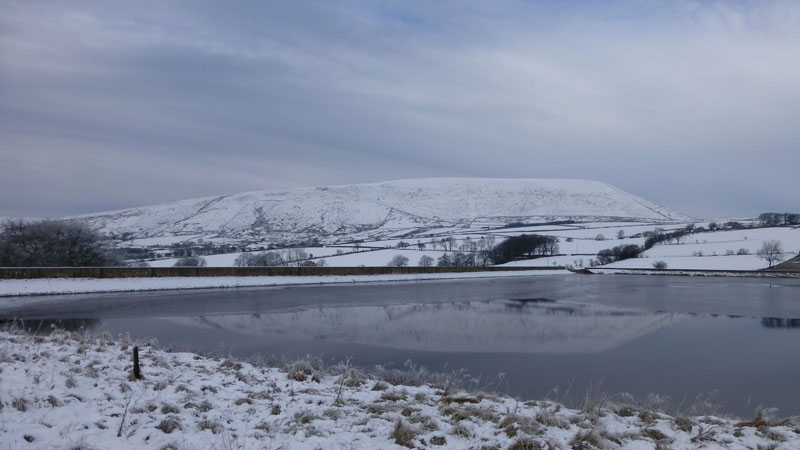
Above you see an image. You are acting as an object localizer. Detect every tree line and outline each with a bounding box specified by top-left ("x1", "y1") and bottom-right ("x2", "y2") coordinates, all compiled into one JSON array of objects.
[
  {"x1": 487, "y1": 234, "x2": 559, "y2": 265},
  {"x1": 758, "y1": 213, "x2": 800, "y2": 226}
]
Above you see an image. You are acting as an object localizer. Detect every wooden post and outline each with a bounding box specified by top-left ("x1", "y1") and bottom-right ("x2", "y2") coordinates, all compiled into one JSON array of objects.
[{"x1": 133, "y1": 346, "x2": 141, "y2": 380}]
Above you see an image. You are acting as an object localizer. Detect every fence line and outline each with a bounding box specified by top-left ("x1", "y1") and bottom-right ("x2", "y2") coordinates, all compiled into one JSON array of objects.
[{"x1": 0, "y1": 266, "x2": 562, "y2": 279}]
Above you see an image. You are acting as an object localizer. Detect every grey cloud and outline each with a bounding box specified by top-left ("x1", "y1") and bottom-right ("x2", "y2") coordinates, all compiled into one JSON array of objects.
[{"x1": 1, "y1": 0, "x2": 799, "y2": 218}]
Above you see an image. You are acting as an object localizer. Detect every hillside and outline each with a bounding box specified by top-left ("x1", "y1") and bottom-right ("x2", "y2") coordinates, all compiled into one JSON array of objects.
[{"x1": 68, "y1": 178, "x2": 691, "y2": 246}]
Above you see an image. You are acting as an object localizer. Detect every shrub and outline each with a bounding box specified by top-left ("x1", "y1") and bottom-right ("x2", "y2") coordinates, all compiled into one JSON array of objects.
[
  {"x1": 652, "y1": 260, "x2": 668, "y2": 270},
  {"x1": 597, "y1": 244, "x2": 643, "y2": 265},
  {"x1": 0, "y1": 219, "x2": 120, "y2": 267}
]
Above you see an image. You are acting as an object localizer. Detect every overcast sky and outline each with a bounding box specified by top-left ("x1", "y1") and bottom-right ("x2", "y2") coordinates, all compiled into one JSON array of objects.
[{"x1": 1, "y1": 0, "x2": 798, "y2": 219}]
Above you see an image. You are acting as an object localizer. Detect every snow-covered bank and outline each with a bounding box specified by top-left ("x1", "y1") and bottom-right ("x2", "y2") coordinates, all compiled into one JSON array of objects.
[
  {"x1": 591, "y1": 268, "x2": 800, "y2": 278},
  {"x1": 1, "y1": 329, "x2": 798, "y2": 450},
  {"x1": 0, "y1": 270, "x2": 568, "y2": 297}
]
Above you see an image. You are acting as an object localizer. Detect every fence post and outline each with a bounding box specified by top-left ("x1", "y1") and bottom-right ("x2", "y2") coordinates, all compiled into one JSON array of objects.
[{"x1": 132, "y1": 346, "x2": 142, "y2": 380}]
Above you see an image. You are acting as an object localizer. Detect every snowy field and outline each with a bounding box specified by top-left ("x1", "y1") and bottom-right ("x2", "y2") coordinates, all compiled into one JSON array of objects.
[
  {"x1": 0, "y1": 270, "x2": 568, "y2": 297},
  {"x1": 148, "y1": 246, "x2": 354, "y2": 268},
  {"x1": 607, "y1": 227, "x2": 800, "y2": 271},
  {"x1": 602, "y1": 255, "x2": 767, "y2": 271},
  {"x1": 125, "y1": 219, "x2": 800, "y2": 274},
  {"x1": 2, "y1": 328, "x2": 798, "y2": 450},
  {"x1": 494, "y1": 225, "x2": 799, "y2": 271},
  {"x1": 498, "y1": 255, "x2": 586, "y2": 268}
]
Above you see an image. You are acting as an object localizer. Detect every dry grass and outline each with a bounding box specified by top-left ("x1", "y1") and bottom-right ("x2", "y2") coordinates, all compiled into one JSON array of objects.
[
  {"x1": 12, "y1": 396, "x2": 27, "y2": 412},
  {"x1": 283, "y1": 360, "x2": 316, "y2": 382},
  {"x1": 294, "y1": 410, "x2": 318, "y2": 425},
  {"x1": 371, "y1": 381, "x2": 389, "y2": 391},
  {"x1": 673, "y1": 416, "x2": 694, "y2": 432},
  {"x1": 535, "y1": 409, "x2": 570, "y2": 429},
  {"x1": 641, "y1": 428, "x2": 669, "y2": 442},
  {"x1": 160, "y1": 403, "x2": 180, "y2": 414},
  {"x1": 391, "y1": 419, "x2": 418, "y2": 448},
  {"x1": 408, "y1": 414, "x2": 439, "y2": 431},
  {"x1": 450, "y1": 423, "x2": 471, "y2": 439},
  {"x1": 183, "y1": 400, "x2": 212, "y2": 412},
  {"x1": 380, "y1": 390, "x2": 407, "y2": 402},
  {"x1": 156, "y1": 416, "x2": 182, "y2": 434},
  {"x1": 508, "y1": 437, "x2": 544, "y2": 450},
  {"x1": 498, "y1": 414, "x2": 540, "y2": 438},
  {"x1": 197, "y1": 419, "x2": 223, "y2": 434}
]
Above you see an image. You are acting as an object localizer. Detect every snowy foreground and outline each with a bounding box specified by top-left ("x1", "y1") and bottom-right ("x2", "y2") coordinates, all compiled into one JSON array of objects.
[
  {"x1": 2, "y1": 329, "x2": 799, "y2": 450},
  {"x1": 0, "y1": 270, "x2": 567, "y2": 297}
]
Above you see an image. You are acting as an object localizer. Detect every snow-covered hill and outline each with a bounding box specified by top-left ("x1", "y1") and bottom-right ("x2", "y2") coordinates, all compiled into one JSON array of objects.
[{"x1": 68, "y1": 178, "x2": 691, "y2": 246}]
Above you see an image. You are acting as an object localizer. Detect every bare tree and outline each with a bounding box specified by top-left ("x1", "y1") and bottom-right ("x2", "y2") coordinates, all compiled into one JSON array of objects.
[
  {"x1": 418, "y1": 255, "x2": 434, "y2": 267},
  {"x1": 280, "y1": 248, "x2": 309, "y2": 266},
  {"x1": 476, "y1": 250, "x2": 491, "y2": 266},
  {"x1": 756, "y1": 240, "x2": 784, "y2": 268},
  {"x1": 437, "y1": 253, "x2": 452, "y2": 267},
  {"x1": 387, "y1": 254, "x2": 409, "y2": 267},
  {"x1": 235, "y1": 251, "x2": 285, "y2": 266}
]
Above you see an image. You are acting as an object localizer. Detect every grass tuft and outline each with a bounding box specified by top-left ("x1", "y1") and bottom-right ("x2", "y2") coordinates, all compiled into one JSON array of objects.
[
  {"x1": 391, "y1": 419, "x2": 418, "y2": 448},
  {"x1": 156, "y1": 416, "x2": 182, "y2": 434},
  {"x1": 508, "y1": 437, "x2": 543, "y2": 450}
]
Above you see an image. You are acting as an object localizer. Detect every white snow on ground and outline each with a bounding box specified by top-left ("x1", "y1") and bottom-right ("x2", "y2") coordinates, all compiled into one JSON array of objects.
[
  {"x1": 0, "y1": 271, "x2": 568, "y2": 297},
  {"x1": 498, "y1": 255, "x2": 587, "y2": 268},
  {"x1": 314, "y1": 249, "x2": 455, "y2": 267},
  {"x1": 603, "y1": 227, "x2": 800, "y2": 271},
  {"x1": 644, "y1": 228, "x2": 800, "y2": 256},
  {"x1": 603, "y1": 255, "x2": 769, "y2": 271},
  {"x1": 148, "y1": 247, "x2": 351, "y2": 268},
  {"x1": 2, "y1": 329, "x2": 797, "y2": 450},
  {"x1": 123, "y1": 235, "x2": 207, "y2": 247},
  {"x1": 129, "y1": 223, "x2": 799, "y2": 273}
]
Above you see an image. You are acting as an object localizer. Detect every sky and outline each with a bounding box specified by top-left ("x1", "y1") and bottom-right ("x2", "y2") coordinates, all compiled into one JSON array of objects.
[{"x1": 1, "y1": 0, "x2": 799, "y2": 219}]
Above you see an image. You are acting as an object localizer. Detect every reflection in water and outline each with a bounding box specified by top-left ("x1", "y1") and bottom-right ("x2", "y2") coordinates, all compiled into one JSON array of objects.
[
  {"x1": 163, "y1": 301, "x2": 680, "y2": 354},
  {"x1": 7, "y1": 292, "x2": 800, "y2": 416},
  {"x1": 761, "y1": 317, "x2": 800, "y2": 329},
  {"x1": 10, "y1": 317, "x2": 100, "y2": 332}
]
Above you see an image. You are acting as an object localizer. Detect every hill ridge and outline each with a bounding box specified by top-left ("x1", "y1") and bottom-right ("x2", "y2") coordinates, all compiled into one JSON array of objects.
[{"x1": 66, "y1": 178, "x2": 692, "y2": 245}]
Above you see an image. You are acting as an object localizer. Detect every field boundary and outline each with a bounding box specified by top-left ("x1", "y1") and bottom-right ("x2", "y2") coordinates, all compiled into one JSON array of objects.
[{"x1": 0, "y1": 265, "x2": 563, "y2": 280}]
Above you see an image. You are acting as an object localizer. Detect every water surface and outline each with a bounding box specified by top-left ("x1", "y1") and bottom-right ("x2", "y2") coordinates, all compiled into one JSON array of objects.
[{"x1": 3, "y1": 275, "x2": 799, "y2": 416}]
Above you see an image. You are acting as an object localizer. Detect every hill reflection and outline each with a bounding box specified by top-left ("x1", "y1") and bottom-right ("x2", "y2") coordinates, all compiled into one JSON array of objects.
[{"x1": 167, "y1": 300, "x2": 681, "y2": 354}]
